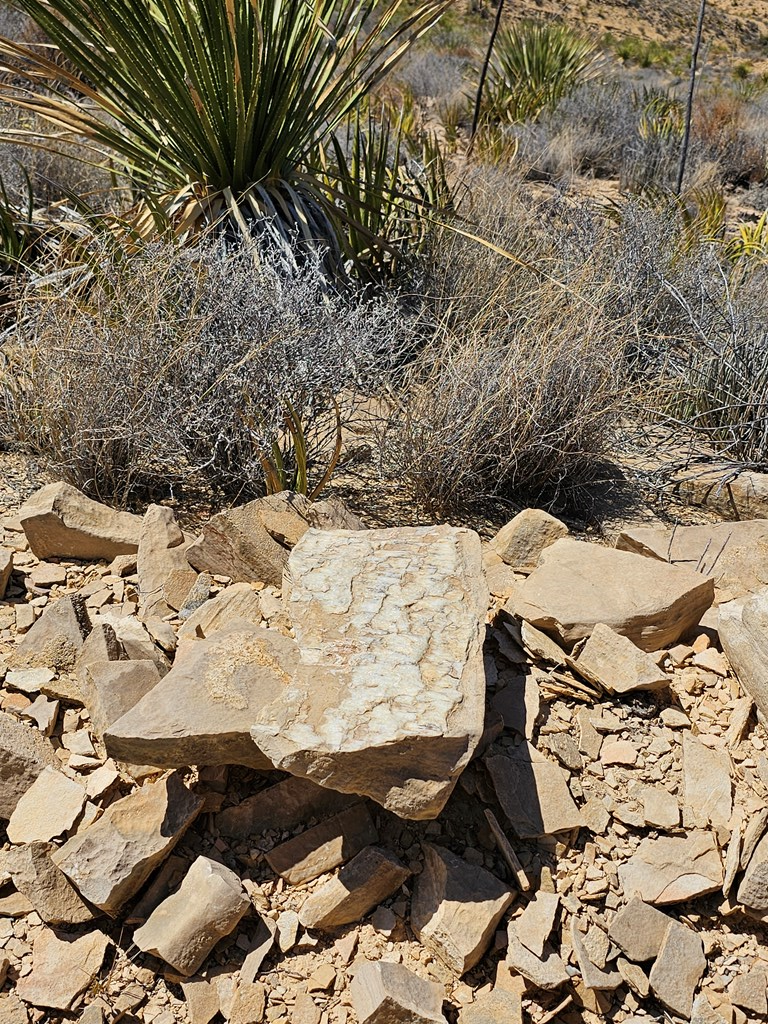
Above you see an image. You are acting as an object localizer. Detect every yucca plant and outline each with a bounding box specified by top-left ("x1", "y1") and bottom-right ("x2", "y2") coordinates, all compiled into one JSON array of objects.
[
  {"x1": 0, "y1": 0, "x2": 451, "y2": 278},
  {"x1": 484, "y1": 20, "x2": 603, "y2": 125}
]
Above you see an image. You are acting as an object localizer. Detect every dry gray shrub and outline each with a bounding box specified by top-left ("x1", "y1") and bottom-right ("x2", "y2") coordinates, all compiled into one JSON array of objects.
[{"x1": 1, "y1": 239, "x2": 404, "y2": 505}]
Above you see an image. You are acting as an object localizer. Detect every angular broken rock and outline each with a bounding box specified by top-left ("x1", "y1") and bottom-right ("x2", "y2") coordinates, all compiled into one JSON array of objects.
[
  {"x1": 83, "y1": 660, "x2": 162, "y2": 740},
  {"x1": 137, "y1": 505, "x2": 192, "y2": 621},
  {"x1": 489, "y1": 508, "x2": 568, "y2": 572},
  {"x1": 737, "y1": 832, "x2": 768, "y2": 910},
  {"x1": 18, "y1": 481, "x2": 141, "y2": 560},
  {"x1": 571, "y1": 920, "x2": 623, "y2": 990},
  {"x1": 299, "y1": 846, "x2": 410, "y2": 930},
  {"x1": 177, "y1": 582, "x2": 263, "y2": 642},
  {"x1": 458, "y1": 990, "x2": 523, "y2": 1024},
  {"x1": 505, "y1": 538, "x2": 714, "y2": 651},
  {"x1": 217, "y1": 775, "x2": 354, "y2": 840},
  {"x1": 97, "y1": 610, "x2": 170, "y2": 675},
  {"x1": 11, "y1": 594, "x2": 91, "y2": 671},
  {"x1": 682, "y1": 733, "x2": 732, "y2": 828},
  {"x1": 350, "y1": 962, "x2": 446, "y2": 1024},
  {"x1": 719, "y1": 589, "x2": 768, "y2": 720},
  {"x1": 485, "y1": 743, "x2": 585, "y2": 839},
  {"x1": 506, "y1": 923, "x2": 569, "y2": 990},
  {"x1": 607, "y1": 896, "x2": 671, "y2": 962},
  {"x1": 649, "y1": 921, "x2": 706, "y2": 1020},
  {"x1": 251, "y1": 525, "x2": 488, "y2": 820},
  {"x1": 5, "y1": 841, "x2": 96, "y2": 925},
  {"x1": 570, "y1": 623, "x2": 669, "y2": 694},
  {"x1": 0, "y1": 547, "x2": 11, "y2": 599},
  {"x1": 52, "y1": 771, "x2": 203, "y2": 914},
  {"x1": 618, "y1": 831, "x2": 723, "y2": 905},
  {"x1": 515, "y1": 892, "x2": 559, "y2": 958},
  {"x1": 0, "y1": 711, "x2": 57, "y2": 819},
  {"x1": 7, "y1": 766, "x2": 86, "y2": 844},
  {"x1": 105, "y1": 623, "x2": 298, "y2": 769},
  {"x1": 15, "y1": 927, "x2": 110, "y2": 1010},
  {"x1": 411, "y1": 843, "x2": 513, "y2": 976},
  {"x1": 265, "y1": 803, "x2": 377, "y2": 885},
  {"x1": 133, "y1": 856, "x2": 250, "y2": 976}
]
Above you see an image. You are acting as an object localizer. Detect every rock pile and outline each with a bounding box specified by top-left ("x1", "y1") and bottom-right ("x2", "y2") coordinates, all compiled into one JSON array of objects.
[{"x1": 1, "y1": 487, "x2": 767, "y2": 1024}]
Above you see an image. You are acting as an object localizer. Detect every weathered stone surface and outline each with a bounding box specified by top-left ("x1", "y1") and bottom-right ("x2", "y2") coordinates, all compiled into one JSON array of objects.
[
  {"x1": 229, "y1": 981, "x2": 266, "y2": 1024},
  {"x1": 571, "y1": 920, "x2": 623, "y2": 990},
  {"x1": 52, "y1": 771, "x2": 202, "y2": 914},
  {"x1": 571, "y1": 623, "x2": 669, "y2": 694},
  {"x1": 485, "y1": 744, "x2": 585, "y2": 838},
  {"x1": 106, "y1": 623, "x2": 298, "y2": 769},
  {"x1": 515, "y1": 892, "x2": 559, "y2": 958},
  {"x1": 719, "y1": 589, "x2": 768, "y2": 719},
  {"x1": 217, "y1": 776, "x2": 355, "y2": 840},
  {"x1": 489, "y1": 509, "x2": 568, "y2": 571},
  {"x1": 641, "y1": 786, "x2": 680, "y2": 829},
  {"x1": 682, "y1": 733, "x2": 732, "y2": 828},
  {"x1": 137, "y1": 505, "x2": 192, "y2": 621},
  {"x1": 737, "y1": 832, "x2": 768, "y2": 909},
  {"x1": 617, "y1": 520, "x2": 768, "y2": 602},
  {"x1": 0, "y1": 993, "x2": 28, "y2": 1024},
  {"x1": 177, "y1": 582, "x2": 262, "y2": 641},
  {"x1": 265, "y1": 803, "x2": 377, "y2": 885},
  {"x1": 0, "y1": 547, "x2": 11, "y2": 599},
  {"x1": 411, "y1": 843, "x2": 513, "y2": 976},
  {"x1": 181, "y1": 976, "x2": 220, "y2": 1024},
  {"x1": 96, "y1": 611, "x2": 170, "y2": 675},
  {"x1": 350, "y1": 962, "x2": 447, "y2": 1024},
  {"x1": 673, "y1": 469, "x2": 768, "y2": 523},
  {"x1": 15, "y1": 927, "x2": 110, "y2": 1010},
  {"x1": 299, "y1": 846, "x2": 410, "y2": 930},
  {"x1": 5, "y1": 841, "x2": 96, "y2": 925},
  {"x1": 251, "y1": 525, "x2": 487, "y2": 820},
  {"x1": 7, "y1": 766, "x2": 86, "y2": 844},
  {"x1": 73, "y1": 621, "x2": 123, "y2": 682},
  {"x1": 506, "y1": 924, "x2": 569, "y2": 990},
  {"x1": 11, "y1": 594, "x2": 91, "y2": 671},
  {"x1": 0, "y1": 711, "x2": 57, "y2": 819},
  {"x1": 18, "y1": 482, "x2": 141, "y2": 561},
  {"x1": 162, "y1": 567, "x2": 200, "y2": 612},
  {"x1": 458, "y1": 990, "x2": 523, "y2": 1024},
  {"x1": 690, "y1": 994, "x2": 730, "y2": 1024},
  {"x1": 84, "y1": 659, "x2": 162, "y2": 739},
  {"x1": 505, "y1": 538, "x2": 714, "y2": 651},
  {"x1": 134, "y1": 856, "x2": 249, "y2": 976},
  {"x1": 649, "y1": 921, "x2": 706, "y2": 1020},
  {"x1": 618, "y1": 832, "x2": 723, "y2": 905}
]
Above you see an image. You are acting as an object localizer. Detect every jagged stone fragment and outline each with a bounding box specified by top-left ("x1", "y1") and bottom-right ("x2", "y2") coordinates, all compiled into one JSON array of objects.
[
  {"x1": 11, "y1": 594, "x2": 91, "y2": 671},
  {"x1": 350, "y1": 962, "x2": 447, "y2": 1024},
  {"x1": 19, "y1": 481, "x2": 141, "y2": 560},
  {"x1": 299, "y1": 846, "x2": 410, "y2": 930},
  {"x1": 7, "y1": 767, "x2": 86, "y2": 844},
  {"x1": 137, "y1": 505, "x2": 192, "y2": 620},
  {"x1": 265, "y1": 803, "x2": 377, "y2": 885},
  {"x1": 217, "y1": 775, "x2": 354, "y2": 839},
  {"x1": 15, "y1": 928, "x2": 110, "y2": 1010},
  {"x1": 489, "y1": 509, "x2": 569, "y2": 571},
  {"x1": 649, "y1": 921, "x2": 706, "y2": 1020},
  {"x1": 618, "y1": 832, "x2": 723, "y2": 905},
  {"x1": 5, "y1": 841, "x2": 96, "y2": 925},
  {"x1": 0, "y1": 711, "x2": 57, "y2": 819}
]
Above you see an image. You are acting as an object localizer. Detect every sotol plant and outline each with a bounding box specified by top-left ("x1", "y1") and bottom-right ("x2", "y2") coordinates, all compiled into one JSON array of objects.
[{"x1": 0, "y1": 0, "x2": 450, "y2": 277}]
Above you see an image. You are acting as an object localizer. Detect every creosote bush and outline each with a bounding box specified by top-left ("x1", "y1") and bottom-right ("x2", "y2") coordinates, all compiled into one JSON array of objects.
[{"x1": 1, "y1": 240, "x2": 405, "y2": 506}]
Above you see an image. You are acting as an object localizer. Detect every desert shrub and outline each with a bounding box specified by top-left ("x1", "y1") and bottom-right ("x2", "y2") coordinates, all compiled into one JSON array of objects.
[
  {"x1": 690, "y1": 90, "x2": 768, "y2": 187},
  {"x1": 396, "y1": 48, "x2": 469, "y2": 101},
  {"x1": 1, "y1": 240, "x2": 406, "y2": 505}
]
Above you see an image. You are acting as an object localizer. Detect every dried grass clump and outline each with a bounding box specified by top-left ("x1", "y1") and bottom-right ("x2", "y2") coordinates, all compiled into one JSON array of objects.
[{"x1": 1, "y1": 239, "x2": 404, "y2": 506}]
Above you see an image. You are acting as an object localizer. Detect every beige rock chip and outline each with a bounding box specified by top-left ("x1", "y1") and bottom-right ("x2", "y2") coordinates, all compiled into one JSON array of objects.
[
  {"x1": 0, "y1": 547, "x2": 12, "y2": 599},
  {"x1": 96, "y1": 610, "x2": 170, "y2": 674},
  {"x1": 350, "y1": 961, "x2": 447, "y2": 1024},
  {"x1": 411, "y1": 843, "x2": 513, "y2": 976},
  {"x1": 649, "y1": 920, "x2": 706, "y2": 1020},
  {"x1": 5, "y1": 841, "x2": 96, "y2": 925},
  {"x1": 251, "y1": 525, "x2": 488, "y2": 820},
  {"x1": 485, "y1": 744, "x2": 585, "y2": 839},
  {"x1": 505, "y1": 924, "x2": 569, "y2": 990},
  {"x1": 0, "y1": 711, "x2": 57, "y2": 819},
  {"x1": 571, "y1": 623, "x2": 669, "y2": 694},
  {"x1": 15, "y1": 927, "x2": 110, "y2": 1010},
  {"x1": 180, "y1": 977, "x2": 220, "y2": 1024},
  {"x1": 682, "y1": 733, "x2": 732, "y2": 828},
  {"x1": 73, "y1": 621, "x2": 124, "y2": 685},
  {"x1": 19, "y1": 481, "x2": 141, "y2": 561},
  {"x1": 217, "y1": 775, "x2": 354, "y2": 839},
  {"x1": 490, "y1": 509, "x2": 569, "y2": 572},
  {"x1": 0, "y1": 993, "x2": 28, "y2": 1024},
  {"x1": 177, "y1": 582, "x2": 263, "y2": 641},
  {"x1": 617, "y1": 520, "x2": 768, "y2": 602},
  {"x1": 506, "y1": 538, "x2": 714, "y2": 652},
  {"x1": 641, "y1": 785, "x2": 680, "y2": 829},
  {"x1": 52, "y1": 771, "x2": 202, "y2": 914},
  {"x1": 229, "y1": 982, "x2": 266, "y2": 1024},
  {"x1": 618, "y1": 832, "x2": 723, "y2": 905},
  {"x1": 265, "y1": 802, "x2": 377, "y2": 884},
  {"x1": 570, "y1": 920, "x2": 623, "y2": 991},
  {"x1": 458, "y1": 990, "x2": 523, "y2": 1024},
  {"x1": 730, "y1": 970, "x2": 768, "y2": 1015},
  {"x1": 84, "y1": 659, "x2": 162, "y2": 739},
  {"x1": 690, "y1": 994, "x2": 731, "y2": 1024},
  {"x1": 298, "y1": 846, "x2": 409, "y2": 931},
  {"x1": 133, "y1": 856, "x2": 249, "y2": 976},
  {"x1": 514, "y1": 892, "x2": 559, "y2": 958},
  {"x1": 737, "y1": 832, "x2": 768, "y2": 909},
  {"x1": 137, "y1": 505, "x2": 193, "y2": 621},
  {"x1": 7, "y1": 767, "x2": 86, "y2": 844},
  {"x1": 10, "y1": 594, "x2": 91, "y2": 672},
  {"x1": 105, "y1": 623, "x2": 298, "y2": 769},
  {"x1": 719, "y1": 589, "x2": 768, "y2": 719}
]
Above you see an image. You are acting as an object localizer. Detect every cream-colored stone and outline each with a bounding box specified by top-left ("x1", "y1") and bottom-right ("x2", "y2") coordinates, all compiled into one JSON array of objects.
[
  {"x1": 19, "y1": 482, "x2": 141, "y2": 561},
  {"x1": 618, "y1": 832, "x2": 723, "y2": 905},
  {"x1": 7, "y1": 766, "x2": 85, "y2": 844},
  {"x1": 489, "y1": 509, "x2": 568, "y2": 571},
  {"x1": 571, "y1": 623, "x2": 669, "y2": 694},
  {"x1": 177, "y1": 582, "x2": 263, "y2": 640},
  {"x1": 15, "y1": 927, "x2": 110, "y2": 1010}
]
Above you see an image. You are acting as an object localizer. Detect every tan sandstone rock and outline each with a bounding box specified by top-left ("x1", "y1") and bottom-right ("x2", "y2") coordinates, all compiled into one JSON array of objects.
[
  {"x1": 7, "y1": 766, "x2": 86, "y2": 844},
  {"x1": 250, "y1": 525, "x2": 488, "y2": 820},
  {"x1": 11, "y1": 594, "x2": 91, "y2": 671},
  {"x1": 490, "y1": 508, "x2": 569, "y2": 571},
  {"x1": 505, "y1": 538, "x2": 714, "y2": 651},
  {"x1": 5, "y1": 841, "x2": 96, "y2": 925},
  {"x1": 298, "y1": 846, "x2": 410, "y2": 930},
  {"x1": 618, "y1": 831, "x2": 723, "y2": 905},
  {"x1": 137, "y1": 505, "x2": 193, "y2": 621},
  {"x1": 570, "y1": 623, "x2": 669, "y2": 694},
  {"x1": 649, "y1": 921, "x2": 706, "y2": 1019},
  {"x1": 0, "y1": 547, "x2": 12, "y2": 599},
  {"x1": 350, "y1": 962, "x2": 447, "y2": 1024},
  {"x1": 719, "y1": 588, "x2": 768, "y2": 720},
  {"x1": 177, "y1": 582, "x2": 263, "y2": 641},
  {"x1": 83, "y1": 659, "x2": 162, "y2": 739},
  {"x1": 0, "y1": 711, "x2": 57, "y2": 819},
  {"x1": 15, "y1": 927, "x2": 110, "y2": 1010},
  {"x1": 18, "y1": 482, "x2": 141, "y2": 560}
]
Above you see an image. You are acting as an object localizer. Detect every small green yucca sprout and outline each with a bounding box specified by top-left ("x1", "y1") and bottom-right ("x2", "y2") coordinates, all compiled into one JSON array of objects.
[{"x1": 485, "y1": 20, "x2": 603, "y2": 124}]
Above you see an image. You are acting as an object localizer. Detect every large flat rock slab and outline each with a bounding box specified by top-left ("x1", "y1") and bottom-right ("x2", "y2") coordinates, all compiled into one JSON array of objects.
[
  {"x1": 0, "y1": 712, "x2": 57, "y2": 819},
  {"x1": 719, "y1": 588, "x2": 768, "y2": 720},
  {"x1": 505, "y1": 538, "x2": 714, "y2": 652},
  {"x1": 19, "y1": 482, "x2": 142, "y2": 561},
  {"x1": 250, "y1": 526, "x2": 488, "y2": 820},
  {"x1": 105, "y1": 623, "x2": 299, "y2": 769}
]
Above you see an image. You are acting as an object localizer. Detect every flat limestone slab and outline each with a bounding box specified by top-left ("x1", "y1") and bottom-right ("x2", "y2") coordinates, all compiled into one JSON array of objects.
[
  {"x1": 105, "y1": 623, "x2": 299, "y2": 769},
  {"x1": 251, "y1": 526, "x2": 488, "y2": 820}
]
